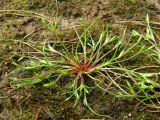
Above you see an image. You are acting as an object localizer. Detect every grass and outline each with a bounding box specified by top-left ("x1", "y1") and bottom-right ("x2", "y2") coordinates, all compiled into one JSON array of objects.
[
  {"x1": 8, "y1": 15, "x2": 160, "y2": 116},
  {"x1": 112, "y1": 15, "x2": 160, "y2": 111},
  {"x1": 129, "y1": 0, "x2": 136, "y2": 3}
]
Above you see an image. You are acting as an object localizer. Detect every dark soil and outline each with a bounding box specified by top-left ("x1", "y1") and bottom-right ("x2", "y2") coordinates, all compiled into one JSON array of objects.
[{"x1": 0, "y1": 0, "x2": 160, "y2": 119}]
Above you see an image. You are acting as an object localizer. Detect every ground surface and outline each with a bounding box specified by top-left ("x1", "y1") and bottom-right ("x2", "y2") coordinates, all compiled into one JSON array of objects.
[{"x1": 0, "y1": 0, "x2": 160, "y2": 120}]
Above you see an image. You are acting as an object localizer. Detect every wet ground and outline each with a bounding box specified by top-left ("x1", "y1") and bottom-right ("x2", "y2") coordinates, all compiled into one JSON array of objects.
[{"x1": 0, "y1": 0, "x2": 160, "y2": 119}]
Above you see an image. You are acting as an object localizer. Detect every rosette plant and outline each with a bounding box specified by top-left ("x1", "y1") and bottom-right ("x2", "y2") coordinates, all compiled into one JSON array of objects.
[{"x1": 10, "y1": 22, "x2": 151, "y2": 116}]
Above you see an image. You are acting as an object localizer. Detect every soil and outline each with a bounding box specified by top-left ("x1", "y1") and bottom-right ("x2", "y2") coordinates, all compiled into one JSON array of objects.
[{"x1": 0, "y1": 0, "x2": 160, "y2": 120}]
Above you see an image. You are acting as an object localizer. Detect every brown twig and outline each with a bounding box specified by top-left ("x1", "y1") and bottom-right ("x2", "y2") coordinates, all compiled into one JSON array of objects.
[{"x1": 35, "y1": 108, "x2": 41, "y2": 120}]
